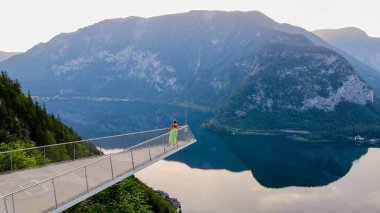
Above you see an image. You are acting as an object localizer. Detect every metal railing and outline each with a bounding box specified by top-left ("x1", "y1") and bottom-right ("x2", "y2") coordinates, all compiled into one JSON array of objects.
[
  {"x1": 0, "y1": 128, "x2": 169, "y2": 173},
  {"x1": 0, "y1": 126, "x2": 195, "y2": 213}
]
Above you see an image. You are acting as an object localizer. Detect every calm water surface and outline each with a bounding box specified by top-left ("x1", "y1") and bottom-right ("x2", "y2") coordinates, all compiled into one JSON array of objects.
[{"x1": 43, "y1": 100, "x2": 380, "y2": 213}]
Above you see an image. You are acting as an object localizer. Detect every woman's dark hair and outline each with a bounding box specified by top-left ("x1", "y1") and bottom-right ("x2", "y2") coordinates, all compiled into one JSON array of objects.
[{"x1": 173, "y1": 120, "x2": 177, "y2": 123}]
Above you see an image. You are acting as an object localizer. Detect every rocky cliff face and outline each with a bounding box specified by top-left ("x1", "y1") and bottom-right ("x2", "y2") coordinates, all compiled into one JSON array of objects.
[{"x1": 302, "y1": 75, "x2": 373, "y2": 111}]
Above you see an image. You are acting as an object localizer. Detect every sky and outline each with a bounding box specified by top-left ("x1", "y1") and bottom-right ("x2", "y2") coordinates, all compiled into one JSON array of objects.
[{"x1": 1, "y1": 0, "x2": 380, "y2": 52}]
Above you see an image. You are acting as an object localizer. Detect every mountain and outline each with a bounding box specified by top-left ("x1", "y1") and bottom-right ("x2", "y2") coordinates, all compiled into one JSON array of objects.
[
  {"x1": 0, "y1": 51, "x2": 21, "y2": 62},
  {"x1": 0, "y1": 11, "x2": 314, "y2": 108},
  {"x1": 314, "y1": 27, "x2": 380, "y2": 73},
  {"x1": 260, "y1": 24, "x2": 380, "y2": 96},
  {"x1": 1, "y1": 10, "x2": 380, "y2": 134},
  {"x1": 210, "y1": 41, "x2": 380, "y2": 134},
  {"x1": 1, "y1": 11, "x2": 379, "y2": 106}
]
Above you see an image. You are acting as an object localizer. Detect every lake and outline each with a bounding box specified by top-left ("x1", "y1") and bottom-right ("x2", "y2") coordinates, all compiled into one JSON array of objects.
[{"x1": 43, "y1": 99, "x2": 380, "y2": 213}]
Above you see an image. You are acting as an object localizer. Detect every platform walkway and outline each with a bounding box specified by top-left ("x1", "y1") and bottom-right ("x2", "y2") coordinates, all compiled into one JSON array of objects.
[{"x1": 0, "y1": 126, "x2": 196, "y2": 213}]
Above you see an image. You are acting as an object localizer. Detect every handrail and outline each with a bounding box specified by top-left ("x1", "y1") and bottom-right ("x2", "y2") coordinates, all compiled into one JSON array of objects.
[
  {"x1": 0, "y1": 125, "x2": 188, "y2": 200},
  {"x1": 125, "y1": 126, "x2": 185, "y2": 150},
  {"x1": 0, "y1": 127, "x2": 167, "y2": 155}
]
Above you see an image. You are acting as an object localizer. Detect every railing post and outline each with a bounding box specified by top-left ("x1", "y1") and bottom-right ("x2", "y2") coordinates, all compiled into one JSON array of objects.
[
  {"x1": 3, "y1": 197, "x2": 8, "y2": 213},
  {"x1": 52, "y1": 179, "x2": 58, "y2": 208},
  {"x1": 73, "y1": 143, "x2": 76, "y2": 160},
  {"x1": 163, "y1": 137, "x2": 166, "y2": 153},
  {"x1": 148, "y1": 142, "x2": 152, "y2": 161},
  {"x1": 10, "y1": 153, "x2": 12, "y2": 172},
  {"x1": 109, "y1": 156, "x2": 114, "y2": 179},
  {"x1": 176, "y1": 131, "x2": 179, "y2": 148},
  {"x1": 43, "y1": 147, "x2": 46, "y2": 164},
  {"x1": 124, "y1": 136, "x2": 127, "y2": 151},
  {"x1": 130, "y1": 149, "x2": 135, "y2": 169},
  {"x1": 185, "y1": 126, "x2": 189, "y2": 142},
  {"x1": 84, "y1": 166, "x2": 89, "y2": 193},
  {"x1": 11, "y1": 194, "x2": 15, "y2": 213}
]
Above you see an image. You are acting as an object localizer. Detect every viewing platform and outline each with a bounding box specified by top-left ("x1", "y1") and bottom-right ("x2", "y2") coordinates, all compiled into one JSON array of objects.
[{"x1": 0, "y1": 126, "x2": 196, "y2": 213}]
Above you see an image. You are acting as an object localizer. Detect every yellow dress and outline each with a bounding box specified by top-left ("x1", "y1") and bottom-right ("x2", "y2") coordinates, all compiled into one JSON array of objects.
[{"x1": 169, "y1": 127, "x2": 178, "y2": 144}]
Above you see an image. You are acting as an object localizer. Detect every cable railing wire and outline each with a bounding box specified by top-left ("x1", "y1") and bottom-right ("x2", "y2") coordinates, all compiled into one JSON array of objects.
[
  {"x1": 0, "y1": 127, "x2": 168, "y2": 173},
  {"x1": 0, "y1": 127, "x2": 167, "y2": 155}
]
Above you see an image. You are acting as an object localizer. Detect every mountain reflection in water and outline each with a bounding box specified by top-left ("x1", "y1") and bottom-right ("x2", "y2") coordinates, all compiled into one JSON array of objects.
[
  {"x1": 169, "y1": 132, "x2": 368, "y2": 188},
  {"x1": 137, "y1": 149, "x2": 380, "y2": 213}
]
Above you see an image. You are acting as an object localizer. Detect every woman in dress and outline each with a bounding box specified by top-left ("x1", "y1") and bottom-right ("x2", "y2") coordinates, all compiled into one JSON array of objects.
[{"x1": 167, "y1": 120, "x2": 179, "y2": 145}]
